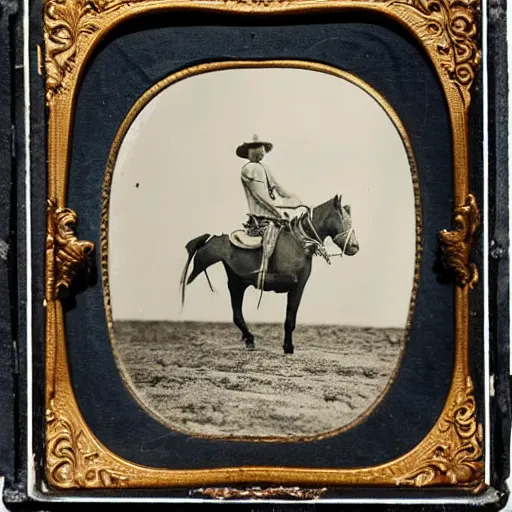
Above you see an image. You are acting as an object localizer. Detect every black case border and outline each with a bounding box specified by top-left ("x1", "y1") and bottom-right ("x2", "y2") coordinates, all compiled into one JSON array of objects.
[{"x1": 0, "y1": 0, "x2": 507, "y2": 508}]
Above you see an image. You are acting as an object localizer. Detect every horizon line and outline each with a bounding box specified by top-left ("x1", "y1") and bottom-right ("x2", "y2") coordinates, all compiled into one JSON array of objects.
[{"x1": 112, "y1": 319, "x2": 406, "y2": 330}]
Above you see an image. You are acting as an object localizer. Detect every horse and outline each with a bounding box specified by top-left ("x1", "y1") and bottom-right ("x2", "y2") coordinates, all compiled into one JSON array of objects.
[{"x1": 179, "y1": 194, "x2": 359, "y2": 354}]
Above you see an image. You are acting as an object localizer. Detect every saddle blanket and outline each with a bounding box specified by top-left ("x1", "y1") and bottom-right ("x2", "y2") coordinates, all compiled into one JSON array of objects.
[{"x1": 228, "y1": 229, "x2": 262, "y2": 250}]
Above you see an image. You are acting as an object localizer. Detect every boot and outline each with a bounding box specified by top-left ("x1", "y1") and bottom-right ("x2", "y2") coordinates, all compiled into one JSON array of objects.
[{"x1": 254, "y1": 221, "x2": 280, "y2": 307}]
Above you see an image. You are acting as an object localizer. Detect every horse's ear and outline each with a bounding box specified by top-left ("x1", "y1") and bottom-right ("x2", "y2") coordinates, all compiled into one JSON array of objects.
[{"x1": 333, "y1": 195, "x2": 339, "y2": 208}]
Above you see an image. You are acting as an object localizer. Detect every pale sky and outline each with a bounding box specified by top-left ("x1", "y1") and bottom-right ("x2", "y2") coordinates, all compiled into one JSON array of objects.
[{"x1": 106, "y1": 67, "x2": 418, "y2": 328}]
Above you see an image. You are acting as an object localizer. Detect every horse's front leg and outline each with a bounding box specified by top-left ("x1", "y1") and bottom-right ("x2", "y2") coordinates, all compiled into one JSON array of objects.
[
  {"x1": 283, "y1": 283, "x2": 306, "y2": 354},
  {"x1": 227, "y1": 277, "x2": 254, "y2": 350}
]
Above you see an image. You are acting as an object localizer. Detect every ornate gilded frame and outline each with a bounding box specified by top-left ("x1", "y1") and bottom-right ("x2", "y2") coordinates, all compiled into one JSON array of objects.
[{"x1": 43, "y1": 0, "x2": 483, "y2": 495}]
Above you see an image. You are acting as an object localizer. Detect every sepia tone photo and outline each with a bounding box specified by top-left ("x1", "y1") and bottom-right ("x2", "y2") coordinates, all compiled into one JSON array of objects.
[{"x1": 103, "y1": 63, "x2": 420, "y2": 440}]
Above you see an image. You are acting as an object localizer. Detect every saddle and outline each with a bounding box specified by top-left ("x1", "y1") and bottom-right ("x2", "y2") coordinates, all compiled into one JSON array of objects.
[
  {"x1": 228, "y1": 215, "x2": 284, "y2": 250},
  {"x1": 228, "y1": 230, "x2": 262, "y2": 250}
]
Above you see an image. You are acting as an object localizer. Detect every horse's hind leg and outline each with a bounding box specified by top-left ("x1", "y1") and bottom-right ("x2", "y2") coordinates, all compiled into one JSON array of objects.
[{"x1": 227, "y1": 276, "x2": 254, "y2": 350}]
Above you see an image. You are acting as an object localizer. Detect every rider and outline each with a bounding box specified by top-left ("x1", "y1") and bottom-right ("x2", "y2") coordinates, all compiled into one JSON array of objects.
[{"x1": 237, "y1": 134, "x2": 302, "y2": 290}]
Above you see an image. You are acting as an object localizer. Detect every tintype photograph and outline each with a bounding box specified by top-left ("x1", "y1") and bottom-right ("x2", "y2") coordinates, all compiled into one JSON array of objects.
[
  {"x1": 104, "y1": 64, "x2": 420, "y2": 440},
  {"x1": 0, "y1": 0, "x2": 509, "y2": 505},
  {"x1": 35, "y1": 0, "x2": 491, "y2": 498}
]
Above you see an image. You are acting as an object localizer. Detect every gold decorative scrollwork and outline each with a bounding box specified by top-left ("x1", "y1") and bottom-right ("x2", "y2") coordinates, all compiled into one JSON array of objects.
[
  {"x1": 44, "y1": 0, "x2": 481, "y2": 108},
  {"x1": 191, "y1": 486, "x2": 327, "y2": 500},
  {"x1": 44, "y1": 0, "x2": 100, "y2": 102},
  {"x1": 389, "y1": 0, "x2": 480, "y2": 108},
  {"x1": 396, "y1": 377, "x2": 484, "y2": 491},
  {"x1": 44, "y1": 0, "x2": 139, "y2": 102},
  {"x1": 46, "y1": 400, "x2": 129, "y2": 488},
  {"x1": 47, "y1": 200, "x2": 94, "y2": 299},
  {"x1": 439, "y1": 193, "x2": 480, "y2": 288}
]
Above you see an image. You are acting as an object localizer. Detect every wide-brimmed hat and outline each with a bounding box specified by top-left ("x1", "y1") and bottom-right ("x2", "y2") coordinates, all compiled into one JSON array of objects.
[{"x1": 236, "y1": 134, "x2": 273, "y2": 159}]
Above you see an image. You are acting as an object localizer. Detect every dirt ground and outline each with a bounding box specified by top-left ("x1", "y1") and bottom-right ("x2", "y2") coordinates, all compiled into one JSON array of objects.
[{"x1": 112, "y1": 321, "x2": 405, "y2": 438}]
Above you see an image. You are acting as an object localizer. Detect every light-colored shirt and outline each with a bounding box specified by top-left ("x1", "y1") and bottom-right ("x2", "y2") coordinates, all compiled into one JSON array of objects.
[{"x1": 241, "y1": 162, "x2": 302, "y2": 219}]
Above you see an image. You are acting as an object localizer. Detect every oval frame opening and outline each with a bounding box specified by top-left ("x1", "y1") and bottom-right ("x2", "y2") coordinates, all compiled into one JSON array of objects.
[{"x1": 101, "y1": 60, "x2": 422, "y2": 443}]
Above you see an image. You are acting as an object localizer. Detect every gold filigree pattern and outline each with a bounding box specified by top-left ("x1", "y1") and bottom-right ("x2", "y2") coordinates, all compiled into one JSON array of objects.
[
  {"x1": 44, "y1": 0, "x2": 139, "y2": 102},
  {"x1": 44, "y1": 0, "x2": 100, "y2": 102},
  {"x1": 44, "y1": 0, "x2": 481, "y2": 107},
  {"x1": 191, "y1": 486, "x2": 327, "y2": 500},
  {"x1": 47, "y1": 200, "x2": 94, "y2": 298},
  {"x1": 46, "y1": 400, "x2": 129, "y2": 488},
  {"x1": 439, "y1": 193, "x2": 480, "y2": 288},
  {"x1": 389, "y1": 0, "x2": 480, "y2": 107},
  {"x1": 396, "y1": 377, "x2": 484, "y2": 491}
]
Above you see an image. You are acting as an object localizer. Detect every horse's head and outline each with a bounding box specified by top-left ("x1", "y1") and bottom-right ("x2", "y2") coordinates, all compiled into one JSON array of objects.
[{"x1": 326, "y1": 195, "x2": 359, "y2": 256}]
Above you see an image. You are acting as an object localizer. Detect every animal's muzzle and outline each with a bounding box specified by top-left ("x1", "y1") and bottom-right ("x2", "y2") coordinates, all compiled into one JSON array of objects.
[{"x1": 333, "y1": 231, "x2": 359, "y2": 256}]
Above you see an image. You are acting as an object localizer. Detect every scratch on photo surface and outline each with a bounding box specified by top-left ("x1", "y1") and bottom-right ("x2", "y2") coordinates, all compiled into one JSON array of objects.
[{"x1": 141, "y1": 431, "x2": 178, "y2": 447}]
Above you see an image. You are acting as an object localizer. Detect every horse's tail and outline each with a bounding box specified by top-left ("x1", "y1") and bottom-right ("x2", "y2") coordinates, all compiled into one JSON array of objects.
[{"x1": 180, "y1": 233, "x2": 212, "y2": 306}]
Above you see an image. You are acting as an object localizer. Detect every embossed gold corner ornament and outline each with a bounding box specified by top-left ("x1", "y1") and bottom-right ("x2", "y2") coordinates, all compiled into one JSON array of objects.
[
  {"x1": 47, "y1": 200, "x2": 94, "y2": 299},
  {"x1": 439, "y1": 194, "x2": 480, "y2": 288},
  {"x1": 389, "y1": 0, "x2": 481, "y2": 108},
  {"x1": 396, "y1": 377, "x2": 484, "y2": 492},
  {"x1": 46, "y1": 399, "x2": 129, "y2": 488},
  {"x1": 44, "y1": 0, "x2": 136, "y2": 102}
]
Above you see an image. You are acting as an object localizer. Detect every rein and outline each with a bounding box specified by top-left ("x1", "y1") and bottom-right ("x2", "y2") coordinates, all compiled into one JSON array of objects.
[
  {"x1": 278, "y1": 205, "x2": 352, "y2": 264},
  {"x1": 301, "y1": 213, "x2": 332, "y2": 264}
]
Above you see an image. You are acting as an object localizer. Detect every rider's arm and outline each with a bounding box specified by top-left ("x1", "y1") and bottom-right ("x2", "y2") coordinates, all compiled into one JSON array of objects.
[
  {"x1": 241, "y1": 164, "x2": 282, "y2": 218},
  {"x1": 241, "y1": 163, "x2": 265, "y2": 183},
  {"x1": 266, "y1": 169, "x2": 301, "y2": 203},
  {"x1": 272, "y1": 179, "x2": 293, "y2": 198},
  {"x1": 252, "y1": 193, "x2": 282, "y2": 218},
  {"x1": 273, "y1": 180, "x2": 302, "y2": 207}
]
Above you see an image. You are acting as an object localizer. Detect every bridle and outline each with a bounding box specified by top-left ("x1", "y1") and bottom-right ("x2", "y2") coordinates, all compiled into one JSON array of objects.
[
  {"x1": 333, "y1": 227, "x2": 355, "y2": 258},
  {"x1": 278, "y1": 204, "x2": 354, "y2": 264}
]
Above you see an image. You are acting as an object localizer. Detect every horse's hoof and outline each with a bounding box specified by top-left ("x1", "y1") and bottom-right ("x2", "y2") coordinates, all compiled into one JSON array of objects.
[
  {"x1": 243, "y1": 336, "x2": 255, "y2": 350},
  {"x1": 283, "y1": 345, "x2": 294, "y2": 355}
]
